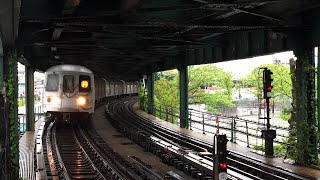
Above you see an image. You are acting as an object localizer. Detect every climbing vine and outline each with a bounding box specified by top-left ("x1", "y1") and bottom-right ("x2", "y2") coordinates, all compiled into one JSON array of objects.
[
  {"x1": 287, "y1": 58, "x2": 298, "y2": 160},
  {"x1": 288, "y1": 50, "x2": 318, "y2": 165},
  {"x1": 4, "y1": 53, "x2": 19, "y2": 177},
  {"x1": 138, "y1": 83, "x2": 147, "y2": 111}
]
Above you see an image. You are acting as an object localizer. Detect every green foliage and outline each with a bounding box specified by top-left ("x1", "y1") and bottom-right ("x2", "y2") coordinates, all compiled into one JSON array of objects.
[
  {"x1": 252, "y1": 144, "x2": 264, "y2": 151},
  {"x1": 4, "y1": 53, "x2": 19, "y2": 177},
  {"x1": 18, "y1": 98, "x2": 25, "y2": 107},
  {"x1": 153, "y1": 65, "x2": 235, "y2": 116},
  {"x1": 252, "y1": 144, "x2": 287, "y2": 158},
  {"x1": 297, "y1": 121, "x2": 312, "y2": 163},
  {"x1": 280, "y1": 106, "x2": 291, "y2": 121},
  {"x1": 154, "y1": 70, "x2": 179, "y2": 108},
  {"x1": 138, "y1": 84, "x2": 147, "y2": 110},
  {"x1": 240, "y1": 64, "x2": 292, "y2": 107}
]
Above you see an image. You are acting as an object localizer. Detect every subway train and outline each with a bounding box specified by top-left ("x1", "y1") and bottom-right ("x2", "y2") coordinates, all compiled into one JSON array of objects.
[{"x1": 43, "y1": 64, "x2": 139, "y2": 120}]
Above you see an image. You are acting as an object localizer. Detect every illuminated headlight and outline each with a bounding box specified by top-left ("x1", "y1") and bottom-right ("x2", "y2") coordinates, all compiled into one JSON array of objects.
[
  {"x1": 77, "y1": 96, "x2": 87, "y2": 106},
  {"x1": 46, "y1": 96, "x2": 60, "y2": 104}
]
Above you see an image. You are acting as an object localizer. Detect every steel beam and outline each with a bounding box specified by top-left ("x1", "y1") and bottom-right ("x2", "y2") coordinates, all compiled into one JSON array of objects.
[
  {"x1": 26, "y1": 66, "x2": 35, "y2": 131},
  {"x1": 147, "y1": 73, "x2": 154, "y2": 114},
  {"x1": 179, "y1": 60, "x2": 188, "y2": 128}
]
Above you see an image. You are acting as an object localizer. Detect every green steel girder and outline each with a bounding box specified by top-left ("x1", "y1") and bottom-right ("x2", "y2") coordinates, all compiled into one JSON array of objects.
[
  {"x1": 147, "y1": 73, "x2": 154, "y2": 114},
  {"x1": 26, "y1": 67, "x2": 35, "y2": 131},
  {"x1": 151, "y1": 28, "x2": 291, "y2": 73},
  {"x1": 17, "y1": 0, "x2": 320, "y2": 82},
  {"x1": 0, "y1": 38, "x2": 3, "y2": 91},
  {"x1": 179, "y1": 60, "x2": 188, "y2": 129}
]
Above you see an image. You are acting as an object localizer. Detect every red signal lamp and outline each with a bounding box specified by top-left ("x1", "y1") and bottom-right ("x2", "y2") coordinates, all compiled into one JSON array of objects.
[
  {"x1": 220, "y1": 162, "x2": 227, "y2": 169},
  {"x1": 267, "y1": 86, "x2": 273, "y2": 91}
]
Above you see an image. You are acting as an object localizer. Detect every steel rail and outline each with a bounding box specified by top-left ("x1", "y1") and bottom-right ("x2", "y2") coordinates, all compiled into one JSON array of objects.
[{"x1": 106, "y1": 97, "x2": 316, "y2": 180}]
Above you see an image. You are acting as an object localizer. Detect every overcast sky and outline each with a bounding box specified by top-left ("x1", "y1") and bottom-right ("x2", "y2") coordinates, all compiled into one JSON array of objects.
[{"x1": 214, "y1": 51, "x2": 295, "y2": 78}]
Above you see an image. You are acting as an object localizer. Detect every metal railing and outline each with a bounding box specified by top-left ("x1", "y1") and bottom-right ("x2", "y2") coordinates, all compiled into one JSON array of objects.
[
  {"x1": 142, "y1": 101, "x2": 291, "y2": 148},
  {"x1": 19, "y1": 105, "x2": 44, "y2": 136}
]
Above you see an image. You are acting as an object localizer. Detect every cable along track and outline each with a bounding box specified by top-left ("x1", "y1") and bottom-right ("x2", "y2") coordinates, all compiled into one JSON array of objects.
[{"x1": 105, "y1": 97, "x2": 316, "y2": 180}]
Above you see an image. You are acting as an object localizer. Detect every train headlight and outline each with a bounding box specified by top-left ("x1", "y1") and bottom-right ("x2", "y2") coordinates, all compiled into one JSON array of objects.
[{"x1": 77, "y1": 96, "x2": 87, "y2": 106}]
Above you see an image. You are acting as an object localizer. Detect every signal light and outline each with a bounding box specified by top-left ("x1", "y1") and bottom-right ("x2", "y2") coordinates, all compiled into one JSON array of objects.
[
  {"x1": 263, "y1": 69, "x2": 273, "y2": 98},
  {"x1": 216, "y1": 134, "x2": 228, "y2": 173},
  {"x1": 220, "y1": 162, "x2": 227, "y2": 169}
]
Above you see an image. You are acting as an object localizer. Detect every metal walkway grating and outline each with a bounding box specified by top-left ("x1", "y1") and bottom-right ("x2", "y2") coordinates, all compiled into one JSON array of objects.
[
  {"x1": 19, "y1": 131, "x2": 36, "y2": 180},
  {"x1": 19, "y1": 118, "x2": 44, "y2": 180}
]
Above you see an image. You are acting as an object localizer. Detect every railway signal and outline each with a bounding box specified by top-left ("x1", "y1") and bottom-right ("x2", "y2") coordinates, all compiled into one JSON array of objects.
[
  {"x1": 214, "y1": 134, "x2": 228, "y2": 180},
  {"x1": 263, "y1": 69, "x2": 273, "y2": 99},
  {"x1": 261, "y1": 68, "x2": 276, "y2": 156}
]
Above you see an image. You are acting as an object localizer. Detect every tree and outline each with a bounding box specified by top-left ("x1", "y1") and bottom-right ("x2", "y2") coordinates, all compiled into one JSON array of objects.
[
  {"x1": 153, "y1": 65, "x2": 235, "y2": 117},
  {"x1": 240, "y1": 64, "x2": 292, "y2": 118}
]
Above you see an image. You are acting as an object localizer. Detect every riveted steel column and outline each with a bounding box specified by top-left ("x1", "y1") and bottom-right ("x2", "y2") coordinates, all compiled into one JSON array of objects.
[
  {"x1": 179, "y1": 63, "x2": 188, "y2": 128},
  {"x1": 26, "y1": 67, "x2": 34, "y2": 131},
  {"x1": 0, "y1": 37, "x2": 5, "y2": 180},
  {"x1": 3, "y1": 50, "x2": 19, "y2": 179},
  {"x1": 147, "y1": 73, "x2": 154, "y2": 114},
  {"x1": 294, "y1": 48, "x2": 317, "y2": 164},
  {"x1": 318, "y1": 47, "x2": 320, "y2": 147},
  {"x1": 0, "y1": 38, "x2": 3, "y2": 92}
]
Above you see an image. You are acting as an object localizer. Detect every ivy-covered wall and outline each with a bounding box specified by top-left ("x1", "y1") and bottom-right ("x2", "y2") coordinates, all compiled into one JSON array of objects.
[
  {"x1": 3, "y1": 51, "x2": 19, "y2": 178},
  {"x1": 289, "y1": 48, "x2": 318, "y2": 165}
]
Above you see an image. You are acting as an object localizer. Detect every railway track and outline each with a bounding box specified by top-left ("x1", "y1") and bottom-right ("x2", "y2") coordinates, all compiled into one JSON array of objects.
[
  {"x1": 41, "y1": 117, "x2": 162, "y2": 179},
  {"x1": 105, "y1": 97, "x2": 316, "y2": 180}
]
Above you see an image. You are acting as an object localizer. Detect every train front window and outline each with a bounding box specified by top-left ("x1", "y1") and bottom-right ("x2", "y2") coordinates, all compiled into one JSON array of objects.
[
  {"x1": 79, "y1": 75, "x2": 91, "y2": 92},
  {"x1": 63, "y1": 75, "x2": 75, "y2": 93},
  {"x1": 46, "y1": 74, "x2": 59, "y2": 91}
]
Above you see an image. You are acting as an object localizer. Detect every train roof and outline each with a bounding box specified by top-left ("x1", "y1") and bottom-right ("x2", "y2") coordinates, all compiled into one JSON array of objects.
[{"x1": 46, "y1": 65, "x2": 93, "y2": 74}]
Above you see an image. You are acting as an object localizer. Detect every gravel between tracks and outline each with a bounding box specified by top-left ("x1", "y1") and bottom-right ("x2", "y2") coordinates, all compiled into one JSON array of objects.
[{"x1": 92, "y1": 104, "x2": 194, "y2": 179}]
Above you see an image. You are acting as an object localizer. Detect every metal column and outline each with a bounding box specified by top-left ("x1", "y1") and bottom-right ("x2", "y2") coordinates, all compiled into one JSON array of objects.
[
  {"x1": 318, "y1": 47, "x2": 320, "y2": 143},
  {"x1": 26, "y1": 67, "x2": 34, "y2": 131},
  {"x1": 294, "y1": 48, "x2": 317, "y2": 164},
  {"x1": 0, "y1": 37, "x2": 6, "y2": 180},
  {"x1": 0, "y1": 38, "x2": 3, "y2": 91},
  {"x1": 2, "y1": 50, "x2": 19, "y2": 178},
  {"x1": 179, "y1": 64, "x2": 188, "y2": 128},
  {"x1": 147, "y1": 73, "x2": 154, "y2": 114}
]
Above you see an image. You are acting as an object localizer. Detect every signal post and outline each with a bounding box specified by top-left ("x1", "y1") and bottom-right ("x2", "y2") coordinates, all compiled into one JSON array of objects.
[{"x1": 262, "y1": 68, "x2": 276, "y2": 157}]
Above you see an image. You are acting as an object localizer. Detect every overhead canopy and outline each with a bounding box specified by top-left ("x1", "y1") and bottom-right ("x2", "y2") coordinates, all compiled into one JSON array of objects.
[{"x1": 18, "y1": 0, "x2": 320, "y2": 80}]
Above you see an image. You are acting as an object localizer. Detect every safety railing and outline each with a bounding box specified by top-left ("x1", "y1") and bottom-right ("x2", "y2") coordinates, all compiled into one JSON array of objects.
[
  {"x1": 142, "y1": 101, "x2": 291, "y2": 148},
  {"x1": 19, "y1": 105, "x2": 45, "y2": 136}
]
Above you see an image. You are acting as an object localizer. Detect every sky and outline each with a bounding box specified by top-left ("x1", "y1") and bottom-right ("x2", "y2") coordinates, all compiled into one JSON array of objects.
[{"x1": 214, "y1": 51, "x2": 295, "y2": 79}]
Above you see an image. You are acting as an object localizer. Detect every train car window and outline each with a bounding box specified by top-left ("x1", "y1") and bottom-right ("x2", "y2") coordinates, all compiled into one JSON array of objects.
[
  {"x1": 63, "y1": 75, "x2": 75, "y2": 93},
  {"x1": 46, "y1": 74, "x2": 59, "y2": 91},
  {"x1": 79, "y1": 75, "x2": 91, "y2": 92}
]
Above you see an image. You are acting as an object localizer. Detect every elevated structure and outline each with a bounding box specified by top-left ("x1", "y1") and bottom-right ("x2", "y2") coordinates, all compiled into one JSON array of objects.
[
  {"x1": 0, "y1": 1, "x2": 320, "y2": 178},
  {"x1": 17, "y1": 0, "x2": 320, "y2": 80}
]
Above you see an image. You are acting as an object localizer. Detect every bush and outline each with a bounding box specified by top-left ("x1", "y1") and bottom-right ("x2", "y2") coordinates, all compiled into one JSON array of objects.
[
  {"x1": 18, "y1": 98, "x2": 25, "y2": 107},
  {"x1": 280, "y1": 106, "x2": 291, "y2": 121}
]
